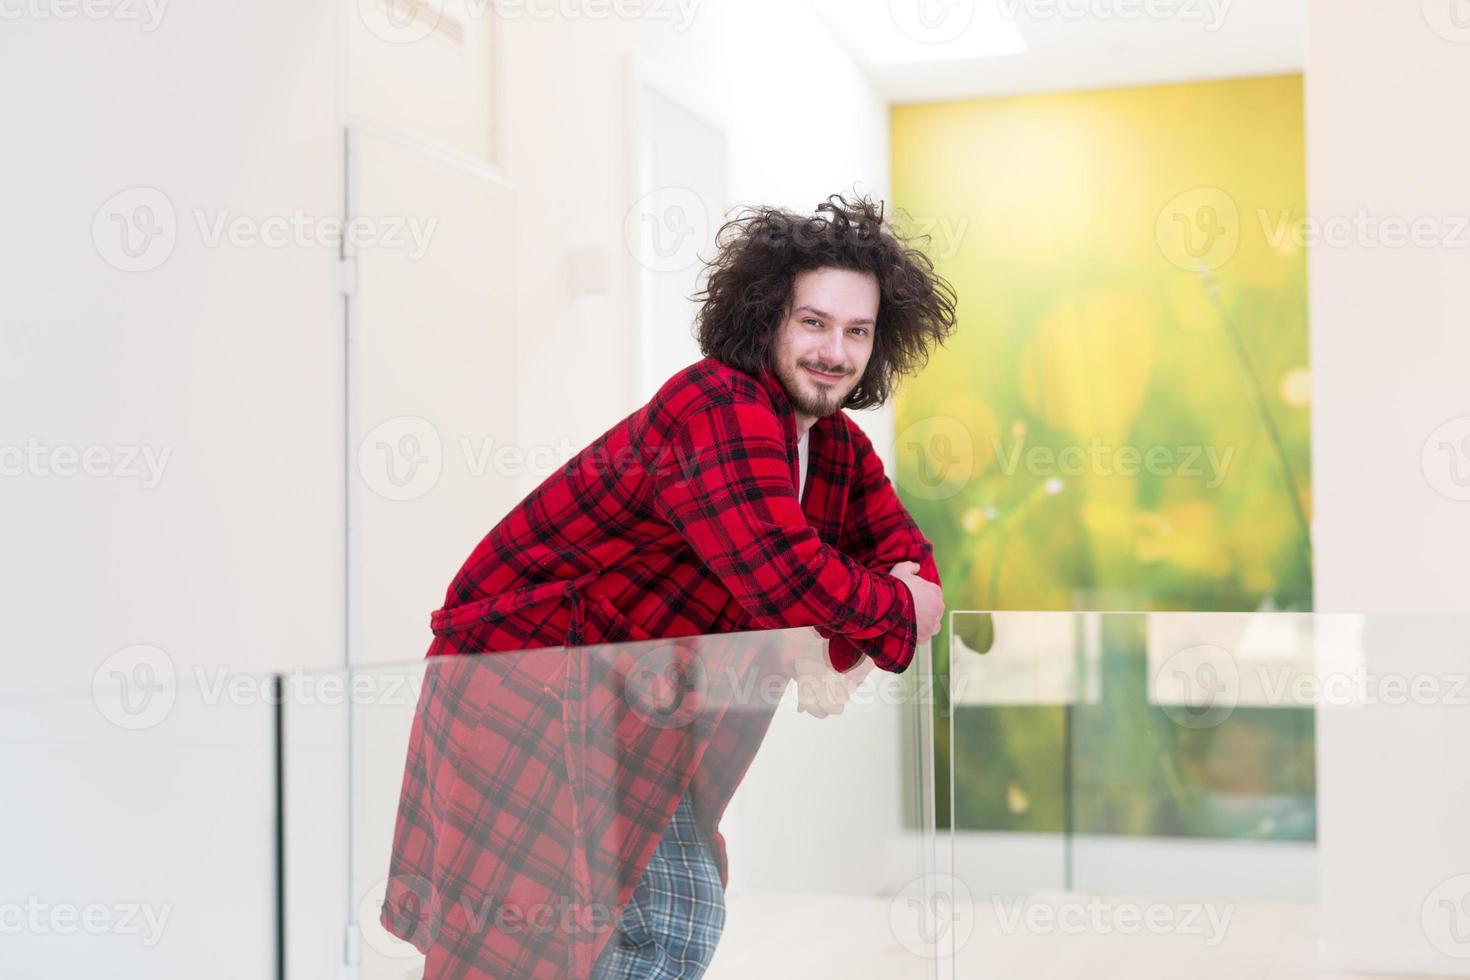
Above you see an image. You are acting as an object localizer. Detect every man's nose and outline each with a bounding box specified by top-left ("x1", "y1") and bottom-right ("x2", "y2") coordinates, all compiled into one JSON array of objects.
[{"x1": 817, "y1": 329, "x2": 846, "y2": 369}]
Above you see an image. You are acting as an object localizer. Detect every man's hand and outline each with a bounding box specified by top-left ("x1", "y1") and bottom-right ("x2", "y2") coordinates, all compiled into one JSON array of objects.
[
  {"x1": 793, "y1": 652, "x2": 875, "y2": 718},
  {"x1": 781, "y1": 634, "x2": 877, "y2": 718},
  {"x1": 889, "y1": 561, "x2": 943, "y2": 643}
]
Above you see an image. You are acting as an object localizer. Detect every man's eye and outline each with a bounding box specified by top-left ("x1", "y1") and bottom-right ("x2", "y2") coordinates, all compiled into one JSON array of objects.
[{"x1": 804, "y1": 318, "x2": 821, "y2": 327}]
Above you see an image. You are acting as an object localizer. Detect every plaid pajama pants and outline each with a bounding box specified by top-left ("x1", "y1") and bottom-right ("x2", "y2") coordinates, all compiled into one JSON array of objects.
[{"x1": 589, "y1": 790, "x2": 727, "y2": 979}]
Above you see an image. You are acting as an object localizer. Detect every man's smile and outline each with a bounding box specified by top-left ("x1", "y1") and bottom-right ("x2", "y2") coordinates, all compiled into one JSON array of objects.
[{"x1": 804, "y1": 365, "x2": 847, "y2": 384}]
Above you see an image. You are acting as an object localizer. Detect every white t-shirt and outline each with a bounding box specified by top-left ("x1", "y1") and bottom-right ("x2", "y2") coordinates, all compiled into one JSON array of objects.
[{"x1": 796, "y1": 429, "x2": 810, "y2": 502}]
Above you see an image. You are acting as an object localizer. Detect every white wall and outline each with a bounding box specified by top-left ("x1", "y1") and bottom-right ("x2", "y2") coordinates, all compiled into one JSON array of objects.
[
  {"x1": 0, "y1": 1, "x2": 345, "y2": 695},
  {"x1": 0, "y1": 0, "x2": 904, "y2": 975},
  {"x1": 496, "y1": 0, "x2": 896, "y2": 492},
  {"x1": 0, "y1": 0, "x2": 899, "y2": 687},
  {"x1": 1306, "y1": 1, "x2": 1470, "y2": 974},
  {"x1": 1307, "y1": 4, "x2": 1470, "y2": 614},
  {"x1": 1, "y1": 6, "x2": 344, "y2": 976}
]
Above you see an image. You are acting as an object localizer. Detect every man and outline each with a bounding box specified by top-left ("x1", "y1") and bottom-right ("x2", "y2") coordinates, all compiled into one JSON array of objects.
[{"x1": 380, "y1": 193, "x2": 957, "y2": 978}]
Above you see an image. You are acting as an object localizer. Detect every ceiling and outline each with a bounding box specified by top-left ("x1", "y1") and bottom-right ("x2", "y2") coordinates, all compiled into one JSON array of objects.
[{"x1": 807, "y1": 0, "x2": 1306, "y2": 104}]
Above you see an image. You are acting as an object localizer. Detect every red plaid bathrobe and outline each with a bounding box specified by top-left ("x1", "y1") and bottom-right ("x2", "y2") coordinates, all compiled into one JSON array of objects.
[{"x1": 380, "y1": 354, "x2": 941, "y2": 978}]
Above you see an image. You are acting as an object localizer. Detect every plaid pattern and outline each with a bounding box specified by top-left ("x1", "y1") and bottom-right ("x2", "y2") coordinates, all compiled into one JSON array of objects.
[
  {"x1": 588, "y1": 790, "x2": 726, "y2": 979},
  {"x1": 380, "y1": 355, "x2": 941, "y2": 978}
]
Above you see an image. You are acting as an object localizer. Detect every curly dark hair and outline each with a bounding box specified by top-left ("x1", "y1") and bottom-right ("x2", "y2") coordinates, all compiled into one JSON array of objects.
[{"x1": 691, "y1": 191, "x2": 958, "y2": 410}]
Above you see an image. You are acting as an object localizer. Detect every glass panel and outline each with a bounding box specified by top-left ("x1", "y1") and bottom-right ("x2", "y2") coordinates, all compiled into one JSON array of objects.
[
  {"x1": 947, "y1": 611, "x2": 1470, "y2": 977},
  {"x1": 0, "y1": 667, "x2": 280, "y2": 978},
  {"x1": 296, "y1": 626, "x2": 939, "y2": 979}
]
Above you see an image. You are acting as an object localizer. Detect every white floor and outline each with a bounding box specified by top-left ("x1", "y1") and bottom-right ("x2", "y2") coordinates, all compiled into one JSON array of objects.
[{"x1": 706, "y1": 891, "x2": 1435, "y2": 980}]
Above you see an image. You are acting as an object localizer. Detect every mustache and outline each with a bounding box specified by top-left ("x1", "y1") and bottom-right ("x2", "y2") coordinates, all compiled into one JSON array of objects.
[{"x1": 800, "y1": 361, "x2": 851, "y2": 377}]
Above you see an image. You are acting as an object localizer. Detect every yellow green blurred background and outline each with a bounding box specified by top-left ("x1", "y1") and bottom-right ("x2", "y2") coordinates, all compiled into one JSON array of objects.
[{"x1": 891, "y1": 75, "x2": 1316, "y2": 838}]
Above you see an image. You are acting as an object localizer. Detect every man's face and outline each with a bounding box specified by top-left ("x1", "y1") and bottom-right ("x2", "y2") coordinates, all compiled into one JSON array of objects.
[{"x1": 771, "y1": 266, "x2": 879, "y2": 423}]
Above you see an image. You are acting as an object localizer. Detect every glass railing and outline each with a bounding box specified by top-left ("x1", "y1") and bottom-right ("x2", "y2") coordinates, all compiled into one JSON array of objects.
[
  {"x1": 314, "y1": 627, "x2": 942, "y2": 979},
  {"x1": 13, "y1": 616, "x2": 1469, "y2": 978},
  {"x1": 1, "y1": 657, "x2": 283, "y2": 979},
  {"x1": 11, "y1": 616, "x2": 1470, "y2": 977},
  {"x1": 942, "y1": 610, "x2": 1470, "y2": 977},
  {"x1": 6, "y1": 628, "x2": 940, "y2": 979}
]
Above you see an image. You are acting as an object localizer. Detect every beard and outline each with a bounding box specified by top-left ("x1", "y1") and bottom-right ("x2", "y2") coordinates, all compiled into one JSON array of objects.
[{"x1": 775, "y1": 357, "x2": 852, "y2": 418}]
